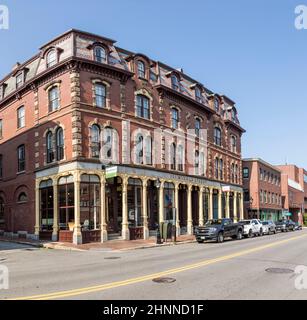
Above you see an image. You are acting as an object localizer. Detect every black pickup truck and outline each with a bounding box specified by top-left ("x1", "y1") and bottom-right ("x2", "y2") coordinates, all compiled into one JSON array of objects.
[{"x1": 195, "y1": 218, "x2": 244, "y2": 243}]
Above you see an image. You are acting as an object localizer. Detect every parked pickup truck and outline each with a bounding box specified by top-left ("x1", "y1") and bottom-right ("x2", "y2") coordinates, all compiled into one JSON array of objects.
[
  {"x1": 275, "y1": 219, "x2": 296, "y2": 232},
  {"x1": 195, "y1": 218, "x2": 244, "y2": 243}
]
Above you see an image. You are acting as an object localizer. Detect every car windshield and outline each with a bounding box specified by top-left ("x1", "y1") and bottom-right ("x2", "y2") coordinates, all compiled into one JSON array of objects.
[
  {"x1": 240, "y1": 220, "x2": 251, "y2": 225},
  {"x1": 205, "y1": 219, "x2": 223, "y2": 226}
]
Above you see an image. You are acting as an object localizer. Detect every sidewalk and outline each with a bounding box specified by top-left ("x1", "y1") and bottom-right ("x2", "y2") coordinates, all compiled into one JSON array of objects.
[{"x1": 0, "y1": 234, "x2": 196, "y2": 252}]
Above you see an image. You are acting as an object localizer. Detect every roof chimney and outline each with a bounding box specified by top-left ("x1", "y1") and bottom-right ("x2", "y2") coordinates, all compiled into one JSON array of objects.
[{"x1": 12, "y1": 62, "x2": 21, "y2": 72}]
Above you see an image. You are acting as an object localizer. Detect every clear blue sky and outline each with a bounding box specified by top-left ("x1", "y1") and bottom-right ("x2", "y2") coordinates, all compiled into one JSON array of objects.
[{"x1": 1, "y1": 0, "x2": 306, "y2": 167}]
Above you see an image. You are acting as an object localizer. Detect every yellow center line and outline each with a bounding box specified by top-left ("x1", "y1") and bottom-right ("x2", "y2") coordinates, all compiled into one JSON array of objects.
[{"x1": 8, "y1": 233, "x2": 307, "y2": 300}]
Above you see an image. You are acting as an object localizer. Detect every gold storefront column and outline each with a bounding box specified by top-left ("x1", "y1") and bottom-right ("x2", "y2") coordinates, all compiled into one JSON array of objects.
[
  {"x1": 100, "y1": 176, "x2": 108, "y2": 242},
  {"x1": 218, "y1": 189, "x2": 222, "y2": 219},
  {"x1": 208, "y1": 187, "x2": 213, "y2": 220},
  {"x1": 198, "y1": 186, "x2": 204, "y2": 226},
  {"x1": 158, "y1": 180, "x2": 165, "y2": 224},
  {"x1": 187, "y1": 184, "x2": 193, "y2": 235},
  {"x1": 121, "y1": 175, "x2": 130, "y2": 240},
  {"x1": 240, "y1": 192, "x2": 244, "y2": 220},
  {"x1": 233, "y1": 191, "x2": 238, "y2": 222},
  {"x1": 174, "y1": 182, "x2": 180, "y2": 236},
  {"x1": 52, "y1": 177, "x2": 59, "y2": 242},
  {"x1": 73, "y1": 171, "x2": 82, "y2": 245},
  {"x1": 226, "y1": 191, "x2": 230, "y2": 218},
  {"x1": 142, "y1": 178, "x2": 149, "y2": 240},
  {"x1": 34, "y1": 180, "x2": 40, "y2": 240}
]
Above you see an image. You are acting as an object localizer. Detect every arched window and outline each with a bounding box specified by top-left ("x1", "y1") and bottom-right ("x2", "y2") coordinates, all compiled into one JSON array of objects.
[
  {"x1": 136, "y1": 95, "x2": 150, "y2": 119},
  {"x1": 171, "y1": 74, "x2": 179, "y2": 91},
  {"x1": 214, "y1": 98, "x2": 219, "y2": 113},
  {"x1": 235, "y1": 164, "x2": 238, "y2": 183},
  {"x1": 178, "y1": 145, "x2": 184, "y2": 171},
  {"x1": 17, "y1": 144, "x2": 25, "y2": 172},
  {"x1": 49, "y1": 86, "x2": 60, "y2": 112},
  {"x1": 103, "y1": 127, "x2": 113, "y2": 159},
  {"x1": 56, "y1": 128, "x2": 64, "y2": 161},
  {"x1": 17, "y1": 106, "x2": 25, "y2": 129},
  {"x1": 95, "y1": 83, "x2": 106, "y2": 108},
  {"x1": 231, "y1": 135, "x2": 237, "y2": 153},
  {"x1": 171, "y1": 108, "x2": 179, "y2": 129},
  {"x1": 214, "y1": 127, "x2": 222, "y2": 146},
  {"x1": 231, "y1": 163, "x2": 235, "y2": 183},
  {"x1": 170, "y1": 143, "x2": 176, "y2": 170},
  {"x1": 46, "y1": 131, "x2": 54, "y2": 163},
  {"x1": 219, "y1": 159, "x2": 223, "y2": 180},
  {"x1": 18, "y1": 192, "x2": 27, "y2": 203},
  {"x1": 91, "y1": 125, "x2": 101, "y2": 158},
  {"x1": 195, "y1": 118, "x2": 201, "y2": 137},
  {"x1": 94, "y1": 46, "x2": 106, "y2": 63},
  {"x1": 145, "y1": 136, "x2": 152, "y2": 165},
  {"x1": 215, "y1": 158, "x2": 219, "y2": 179},
  {"x1": 46, "y1": 50, "x2": 57, "y2": 68},
  {"x1": 137, "y1": 61, "x2": 145, "y2": 79},
  {"x1": 135, "y1": 134, "x2": 144, "y2": 164},
  {"x1": 195, "y1": 151, "x2": 199, "y2": 175}
]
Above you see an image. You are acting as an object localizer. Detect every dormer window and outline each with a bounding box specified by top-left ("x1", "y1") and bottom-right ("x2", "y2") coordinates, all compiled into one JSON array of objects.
[
  {"x1": 16, "y1": 73, "x2": 23, "y2": 89},
  {"x1": 214, "y1": 98, "x2": 219, "y2": 113},
  {"x1": 171, "y1": 74, "x2": 179, "y2": 91},
  {"x1": 137, "y1": 61, "x2": 145, "y2": 79},
  {"x1": 0, "y1": 85, "x2": 3, "y2": 100},
  {"x1": 231, "y1": 108, "x2": 236, "y2": 121},
  {"x1": 46, "y1": 50, "x2": 57, "y2": 68},
  {"x1": 195, "y1": 87, "x2": 202, "y2": 103},
  {"x1": 94, "y1": 46, "x2": 107, "y2": 63}
]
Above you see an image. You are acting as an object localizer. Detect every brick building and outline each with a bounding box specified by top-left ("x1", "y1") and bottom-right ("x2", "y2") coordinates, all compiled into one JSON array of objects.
[
  {"x1": 276, "y1": 165, "x2": 306, "y2": 223},
  {"x1": 242, "y1": 158, "x2": 282, "y2": 221},
  {"x1": 0, "y1": 29, "x2": 245, "y2": 244}
]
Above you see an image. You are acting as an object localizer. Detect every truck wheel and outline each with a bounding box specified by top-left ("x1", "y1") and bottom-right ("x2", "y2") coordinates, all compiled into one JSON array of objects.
[
  {"x1": 197, "y1": 240, "x2": 204, "y2": 244},
  {"x1": 237, "y1": 230, "x2": 243, "y2": 240},
  {"x1": 248, "y1": 229, "x2": 253, "y2": 238},
  {"x1": 217, "y1": 232, "x2": 224, "y2": 243},
  {"x1": 259, "y1": 228, "x2": 263, "y2": 236}
]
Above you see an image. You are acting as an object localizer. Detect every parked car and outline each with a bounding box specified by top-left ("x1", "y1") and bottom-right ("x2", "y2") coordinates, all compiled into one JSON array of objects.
[
  {"x1": 240, "y1": 219, "x2": 263, "y2": 238},
  {"x1": 261, "y1": 220, "x2": 277, "y2": 235},
  {"x1": 195, "y1": 218, "x2": 244, "y2": 243},
  {"x1": 294, "y1": 222, "x2": 303, "y2": 231},
  {"x1": 275, "y1": 219, "x2": 296, "y2": 232}
]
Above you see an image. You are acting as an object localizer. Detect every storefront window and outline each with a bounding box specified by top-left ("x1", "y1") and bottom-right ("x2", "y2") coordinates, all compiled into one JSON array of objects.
[
  {"x1": 58, "y1": 175, "x2": 74, "y2": 230},
  {"x1": 40, "y1": 179, "x2": 53, "y2": 231},
  {"x1": 164, "y1": 182, "x2": 175, "y2": 221},
  {"x1": 127, "y1": 178, "x2": 142, "y2": 227},
  {"x1": 203, "y1": 188, "x2": 209, "y2": 223},
  {"x1": 80, "y1": 174, "x2": 101, "y2": 230}
]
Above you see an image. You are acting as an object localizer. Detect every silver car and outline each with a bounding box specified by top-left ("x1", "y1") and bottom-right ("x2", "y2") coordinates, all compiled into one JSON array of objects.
[{"x1": 261, "y1": 220, "x2": 277, "y2": 235}]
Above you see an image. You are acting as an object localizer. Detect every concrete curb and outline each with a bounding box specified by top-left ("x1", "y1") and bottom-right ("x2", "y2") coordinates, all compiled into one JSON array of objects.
[
  {"x1": 0, "y1": 238, "x2": 44, "y2": 248},
  {"x1": 1, "y1": 238, "x2": 196, "y2": 252}
]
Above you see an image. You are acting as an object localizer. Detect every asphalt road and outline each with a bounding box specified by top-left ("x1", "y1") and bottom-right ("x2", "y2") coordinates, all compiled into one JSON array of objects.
[{"x1": 1, "y1": 229, "x2": 307, "y2": 300}]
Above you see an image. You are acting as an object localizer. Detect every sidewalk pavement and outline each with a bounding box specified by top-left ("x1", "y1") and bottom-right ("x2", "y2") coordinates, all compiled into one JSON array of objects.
[{"x1": 0, "y1": 234, "x2": 196, "y2": 252}]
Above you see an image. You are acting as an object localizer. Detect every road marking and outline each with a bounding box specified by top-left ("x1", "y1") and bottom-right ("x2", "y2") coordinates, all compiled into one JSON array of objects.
[{"x1": 8, "y1": 233, "x2": 307, "y2": 300}]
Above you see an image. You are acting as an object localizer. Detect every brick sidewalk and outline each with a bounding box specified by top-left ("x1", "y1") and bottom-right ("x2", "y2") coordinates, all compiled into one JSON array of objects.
[{"x1": 0, "y1": 234, "x2": 196, "y2": 252}]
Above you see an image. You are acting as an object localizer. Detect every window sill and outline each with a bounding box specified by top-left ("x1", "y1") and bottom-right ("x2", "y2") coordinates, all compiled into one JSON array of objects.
[{"x1": 17, "y1": 171, "x2": 26, "y2": 175}]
